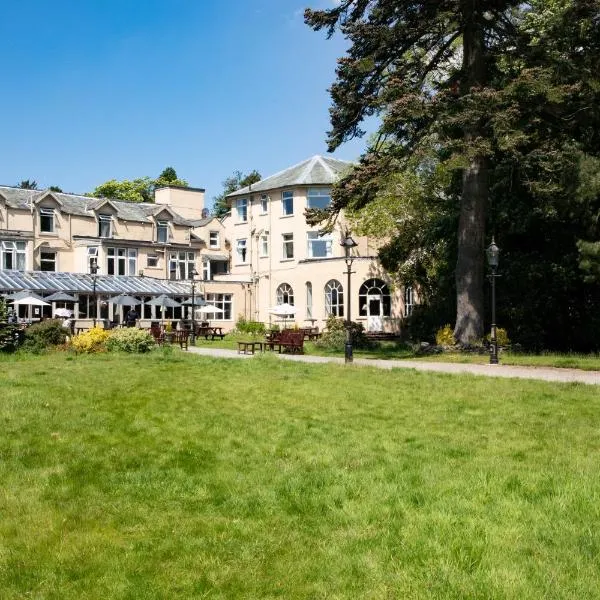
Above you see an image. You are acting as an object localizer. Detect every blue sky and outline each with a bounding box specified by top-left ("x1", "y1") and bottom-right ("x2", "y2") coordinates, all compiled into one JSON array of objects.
[{"x1": 0, "y1": 0, "x2": 372, "y2": 208}]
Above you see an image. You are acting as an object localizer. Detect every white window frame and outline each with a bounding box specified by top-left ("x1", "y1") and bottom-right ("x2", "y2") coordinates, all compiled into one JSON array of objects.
[
  {"x1": 404, "y1": 286, "x2": 415, "y2": 317},
  {"x1": 108, "y1": 247, "x2": 137, "y2": 276},
  {"x1": 282, "y1": 233, "x2": 294, "y2": 260},
  {"x1": 306, "y1": 282, "x2": 313, "y2": 319},
  {"x1": 260, "y1": 195, "x2": 269, "y2": 214},
  {"x1": 98, "y1": 214, "x2": 112, "y2": 238},
  {"x1": 1, "y1": 240, "x2": 27, "y2": 271},
  {"x1": 325, "y1": 279, "x2": 344, "y2": 317},
  {"x1": 209, "y1": 231, "x2": 220, "y2": 249},
  {"x1": 204, "y1": 293, "x2": 233, "y2": 321},
  {"x1": 282, "y1": 191, "x2": 293, "y2": 216},
  {"x1": 147, "y1": 254, "x2": 159, "y2": 268},
  {"x1": 307, "y1": 231, "x2": 333, "y2": 259},
  {"x1": 307, "y1": 188, "x2": 331, "y2": 210},
  {"x1": 236, "y1": 238, "x2": 248, "y2": 263},
  {"x1": 237, "y1": 198, "x2": 248, "y2": 222},
  {"x1": 259, "y1": 234, "x2": 269, "y2": 257},
  {"x1": 276, "y1": 283, "x2": 294, "y2": 305},
  {"x1": 169, "y1": 251, "x2": 195, "y2": 280},
  {"x1": 157, "y1": 221, "x2": 169, "y2": 244},
  {"x1": 87, "y1": 246, "x2": 99, "y2": 272},
  {"x1": 39, "y1": 208, "x2": 55, "y2": 233}
]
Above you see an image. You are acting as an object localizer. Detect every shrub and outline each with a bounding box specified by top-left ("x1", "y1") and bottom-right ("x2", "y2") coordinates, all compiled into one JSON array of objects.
[
  {"x1": 236, "y1": 316, "x2": 266, "y2": 336},
  {"x1": 22, "y1": 319, "x2": 68, "y2": 353},
  {"x1": 71, "y1": 327, "x2": 110, "y2": 353},
  {"x1": 316, "y1": 315, "x2": 372, "y2": 351},
  {"x1": 0, "y1": 299, "x2": 20, "y2": 352},
  {"x1": 107, "y1": 328, "x2": 155, "y2": 353},
  {"x1": 486, "y1": 327, "x2": 510, "y2": 347},
  {"x1": 435, "y1": 324, "x2": 456, "y2": 347}
]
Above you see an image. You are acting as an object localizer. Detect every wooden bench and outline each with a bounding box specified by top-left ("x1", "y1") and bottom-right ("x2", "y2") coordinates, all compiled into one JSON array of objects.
[
  {"x1": 197, "y1": 326, "x2": 226, "y2": 340},
  {"x1": 237, "y1": 341, "x2": 264, "y2": 355},
  {"x1": 149, "y1": 327, "x2": 165, "y2": 345},
  {"x1": 265, "y1": 331, "x2": 304, "y2": 354},
  {"x1": 171, "y1": 330, "x2": 189, "y2": 350}
]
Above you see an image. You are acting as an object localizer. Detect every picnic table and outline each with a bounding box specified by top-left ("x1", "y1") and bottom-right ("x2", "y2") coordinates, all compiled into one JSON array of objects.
[
  {"x1": 196, "y1": 325, "x2": 225, "y2": 340},
  {"x1": 237, "y1": 341, "x2": 264, "y2": 355}
]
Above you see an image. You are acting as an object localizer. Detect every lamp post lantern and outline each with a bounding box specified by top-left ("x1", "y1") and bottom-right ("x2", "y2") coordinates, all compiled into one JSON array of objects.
[
  {"x1": 90, "y1": 257, "x2": 99, "y2": 328},
  {"x1": 486, "y1": 238, "x2": 500, "y2": 365},
  {"x1": 190, "y1": 268, "x2": 199, "y2": 344},
  {"x1": 341, "y1": 233, "x2": 359, "y2": 363}
]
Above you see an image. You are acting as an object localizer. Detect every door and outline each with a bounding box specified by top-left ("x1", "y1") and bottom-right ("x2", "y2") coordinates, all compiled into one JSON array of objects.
[{"x1": 366, "y1": 295, "x2": 383, "y2": 332}]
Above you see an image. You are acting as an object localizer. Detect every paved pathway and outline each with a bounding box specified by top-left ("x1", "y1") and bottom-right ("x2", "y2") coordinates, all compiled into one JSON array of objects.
[{"x1": 188, "y1": 347, "x2": 600, "y2": 385}]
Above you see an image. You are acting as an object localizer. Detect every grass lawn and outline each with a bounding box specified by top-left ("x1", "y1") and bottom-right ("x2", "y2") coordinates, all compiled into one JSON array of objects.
[
  {"x1": 194, "y1": 336, "x2": 600, "y2": 371},
  {"x1": 2, "y1": 351, "x2": 600, "y2": 599}
]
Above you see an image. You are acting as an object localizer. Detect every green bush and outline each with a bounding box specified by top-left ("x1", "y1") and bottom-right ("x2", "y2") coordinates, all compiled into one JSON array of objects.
[
  {"x1": 316, "y1": 315, "x2": 372, "y2": 351},
  {"x1": 22, "y1": 319, "x2": 67, "y2": 353},
  {"x1": 236, "y1": 316, "x2": 266, "y2": 336},
  {"x1": 107, "y1": 328, "x2": 155, "y2": 353}
]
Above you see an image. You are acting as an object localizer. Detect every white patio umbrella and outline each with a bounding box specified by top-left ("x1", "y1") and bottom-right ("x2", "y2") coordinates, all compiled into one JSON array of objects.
[
  {"x1": 269, "y1": 303, "x2": 296, "y2": 328},
  {"x1": 54, "y1": 308, "x2": 73, "y2": 318},
  {"x1": 194, "y1": 304, "x2": 224, "y2": 315},
  {"x1": 13, "y1": 294, "x2": 50, "y2": 307}
]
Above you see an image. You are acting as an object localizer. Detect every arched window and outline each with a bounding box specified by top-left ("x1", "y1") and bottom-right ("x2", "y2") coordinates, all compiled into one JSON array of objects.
[
  {"x1": 306, "y1": 282, "x2": 313, "y2": 319},
  {"x1": 324, "y1": 279, "x2": 344, "y2": 317},
  {"x1": 276, "y1": 283, "x2": 294, "y2": 305},
  {"x1": 359, "y1": 278, "x2": 391, "y2": 317}
]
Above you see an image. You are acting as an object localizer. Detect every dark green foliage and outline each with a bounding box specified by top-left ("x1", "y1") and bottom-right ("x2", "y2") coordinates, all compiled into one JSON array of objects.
[
  {"x1": 315, "y1": 315, "x2": 372, "y2": 351},
  {"x1": 235, "y1": 317, "x2": 266, "y2": 336},
  {"x1": 22, "y1": 319, "x2": 67, "y2": 353},
  {"x1": 213, "y1": 170, "x2": 261, "y2": 217},
  {"x1": 106, "y1": 329, "x2": 155, "y2": 353},
  {"x1": 49, "y1": 185, "x2": 63, "y2": 192},
  {"x1": 0, "y1": 300, "x2": 20, "y2": 352},
  {"x1": 18, "y1": 179, "x2": 37, "y2": 189}
]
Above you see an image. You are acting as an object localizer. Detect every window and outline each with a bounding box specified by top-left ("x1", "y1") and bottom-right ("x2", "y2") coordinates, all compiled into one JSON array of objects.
[
  {"x1": 276, "y1": 283, "x2": 294, "y2": 305},
  {"x1": 98, "y1": 214, "x2": 112, "y2": 238},
  {"x1": 260, "y1": 195, "x2": 268, "y2": 214},
  {"x1": 237, "y1": 198, "x2": 248, "y2": 222},
  {"x1": 1, "y1": 240, "x2": 26, "y2": 271},
  {"x1": 147, "y1": 254, "x2": 159, "y2": 268},
  {"x1": 282, "y1": 233, "x2": 294, "y2": 260},
  {"x1": 205, "y1": 293, "x2": 232, "y2": 320},
  {"x1": 359, "y1": 278, "x2": 391, "y2": 317},
  {"x1": 169, "y1": 251, "x2": 195, "y2": 280},
  {"x1": 39, "y1": 208, "x2": 55, "y2": 233},
  {"x1": 259, "y1": 234, "x2": 269, "y2": 257},
  {"x1": 306, "y1": 282, "x2": 313, "y2": 319},
  {"x1": 404, "y1": 286, "x2": 414, "y2": 317},
  {"x1": 157, "y1": 221, "x2": 169, "y2": 243},
  {"x1": 87, "y1": 247, "x2": 99, "y2": 272},
  {"x1": 236, "y1": 239, "x2": 247, "y2": 263},
  {"x1": 40, "y1": 251, "x2": 56, "y2": 272},
  {"x1": 307, "y1": 232, "x2": 333, "y2": 258},
  {"x1": 209, "y1": 231, "x2": 220, "y2": 249},
  {"x1": 307, "y1": 188, "x2": 331, "y2": 210},
  {"x1": 282, "y1": 191, "x2": 293, "y2": 216},
  {"x1": 107, "y1": 247, "x2": 137, "y2": 276},
  {"x1": 202, "y1": 259, "x2": 210, "y2": 281},
  {"x1": 325, "y1": 279, "x2": 344, "y2": 317}
]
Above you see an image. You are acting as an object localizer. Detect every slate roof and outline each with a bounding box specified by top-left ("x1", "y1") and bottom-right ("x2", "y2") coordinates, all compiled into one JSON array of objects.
[
  {"x1": 0, "y1": 186, "x2": 195, "y2": 226},
  {"x1": 226, "y1": 155, "x2": 353, "y2": 198}
]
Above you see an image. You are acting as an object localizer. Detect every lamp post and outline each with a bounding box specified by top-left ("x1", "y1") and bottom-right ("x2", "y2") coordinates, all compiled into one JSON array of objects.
[
  {"x1": 486, "y1": 238, "x2": 500, "y2": 365},
  {"x1": 341, "y1": 233, "x2": 358, "y2": 363},
  {"x1": 90, "y1": 257, "x2": 99, "y2": 328},
  {"x1": 190, "y1": 268, "x2": 199, "y2": 344}
]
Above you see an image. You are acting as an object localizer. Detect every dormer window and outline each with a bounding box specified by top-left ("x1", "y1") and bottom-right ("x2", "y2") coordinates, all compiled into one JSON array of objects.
[
  {"x1": 98, "y1": 214, "x2": 112, "y2": 238},
  {"x1": 157, "y1": 221, "x2": 169, "y2": 243},
  {"x1": 209, "y1": 231, "x2": 220, "y2": 249},
  {"x1": 40, "y1": 208, "x2": 55, "y2": 233}
]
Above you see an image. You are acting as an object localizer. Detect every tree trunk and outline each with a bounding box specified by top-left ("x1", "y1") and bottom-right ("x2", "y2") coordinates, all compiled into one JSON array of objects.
[{"x1": 454, "y1": 1, "x2": 487, "y2": 344}]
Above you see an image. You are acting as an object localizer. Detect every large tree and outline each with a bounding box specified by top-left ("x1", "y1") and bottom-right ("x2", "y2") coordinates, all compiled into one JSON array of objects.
[
  {"x1": 212, "y1": 170, "x2": 261, "y2": 217},
  {"x1": 305, "y1": 0, "x2": 599, "y2": 344},
  {"x1": 90, "y1": 167, "x2": 188, "y2": 203}
]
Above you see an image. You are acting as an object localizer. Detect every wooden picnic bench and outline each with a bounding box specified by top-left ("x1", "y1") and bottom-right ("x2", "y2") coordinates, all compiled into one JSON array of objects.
[
  {"x1": 237, "y1": 341, "x2": 264, "y2": 355},
  {"x1": 196, "y1": 325, "x2": 226, "y2": 340},
  {"x1": 171, "y1": 329, "x2": 189, "y2": 350}
]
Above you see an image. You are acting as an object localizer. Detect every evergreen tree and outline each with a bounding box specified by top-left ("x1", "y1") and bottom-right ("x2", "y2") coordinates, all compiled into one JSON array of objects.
[{"x1": 212, "y1": 170, "x2": 261, "y2": 217}]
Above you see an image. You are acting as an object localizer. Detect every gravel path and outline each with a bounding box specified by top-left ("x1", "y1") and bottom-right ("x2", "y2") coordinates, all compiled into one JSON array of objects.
[{"x1": 188, "y1": 347, "x2": 600, "y2": 385}]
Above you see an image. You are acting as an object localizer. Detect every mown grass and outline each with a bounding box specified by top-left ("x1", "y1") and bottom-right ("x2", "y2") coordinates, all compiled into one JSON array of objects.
[
  {"x1": 2, "y1": 351, "x2": 599, "y2": 599},
  {"x1": 194, "y1": 335, "x2": 600, "y2": 371}
]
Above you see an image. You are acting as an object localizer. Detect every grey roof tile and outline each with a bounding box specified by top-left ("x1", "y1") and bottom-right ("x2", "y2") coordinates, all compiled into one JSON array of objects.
[{"x1": 226, "y1": 155, "x2": 353, "y2": 198}]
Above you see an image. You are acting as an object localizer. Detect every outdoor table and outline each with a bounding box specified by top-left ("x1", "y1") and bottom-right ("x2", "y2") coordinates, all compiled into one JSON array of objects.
[{"x1": 237, "y1": 341, "x2": 264, "y2": 355}]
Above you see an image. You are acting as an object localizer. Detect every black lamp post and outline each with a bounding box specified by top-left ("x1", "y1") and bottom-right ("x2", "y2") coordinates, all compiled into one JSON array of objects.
[
  {"x1": 341, "y1": 233, "x2": 358, "y2": 363},
  {"x1": 486, "y1": 238, "x2": 500, "y2": 365},
  {"x1": 190, "y1": 268, "x2": 199, "y2": 344},
  {"x1": 90, "y1": 257, "x2": 99, "y2": 328}
]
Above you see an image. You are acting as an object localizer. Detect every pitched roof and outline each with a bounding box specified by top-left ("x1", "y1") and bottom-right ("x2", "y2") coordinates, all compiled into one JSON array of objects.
[
  {"x1": 0, "y1": 186, "x2": 194, "y2": 226},
  {"x1": 226, "y1": 155, "x2": 353, "y2": 198}
]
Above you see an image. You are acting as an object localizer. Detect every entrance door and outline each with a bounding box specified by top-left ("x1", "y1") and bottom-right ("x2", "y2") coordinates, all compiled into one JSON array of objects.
[{"x1": 366, "y1": 295, "x2": 383, "y2": 332}]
